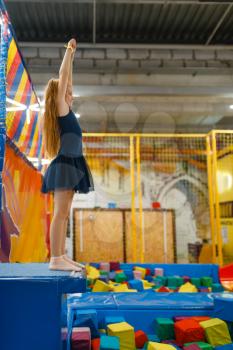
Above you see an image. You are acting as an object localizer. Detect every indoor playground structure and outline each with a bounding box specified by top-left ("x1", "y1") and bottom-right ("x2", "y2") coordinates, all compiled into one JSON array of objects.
[{"x1": 1, "y1": 1, "x2": 233, "y2": 350}]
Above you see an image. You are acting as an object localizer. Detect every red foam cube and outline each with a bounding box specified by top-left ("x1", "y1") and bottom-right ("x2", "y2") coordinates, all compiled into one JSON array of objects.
[
  {"x1": 157, "y1": 286, "x2": 170, "y2": 292},
  {"x1": 175, "y1": 319, "x2": 205, "y2": 345},
  {"x1": 146, "y1": 268, "x2": 151, "y2": 276},
  {"x1": 71, "y1": 327, "x2": 91, "y2": 350},
  {"x1": 135, "y1": 330, "x2": 148, "y2": 348},
  {"x1": 91, "y1": 338, "x2": 100, "y2": 350},
  {"x1": 110, "y1": 262, "x2": 120, "y2": 271}
]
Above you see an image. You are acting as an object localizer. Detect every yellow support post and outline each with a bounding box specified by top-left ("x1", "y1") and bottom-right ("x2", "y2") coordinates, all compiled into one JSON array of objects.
[
  {"x1": 136, "y1": 136, "x2": 144, "y2": 263},
  {"x1": 211, "y1": 131, "x2": 223, "y2": 266},
  {"x1": 130, "y1": 136, "x2": 137, "y2": 262},
  {"x1": 206, "y1": 135, "x2": 217, "y2": 263}
]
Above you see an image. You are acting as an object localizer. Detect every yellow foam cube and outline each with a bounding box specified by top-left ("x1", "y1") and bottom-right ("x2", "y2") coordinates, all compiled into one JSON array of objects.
[
  {"x1": 148, "y1": 342, "x2": 176, "y2": 350},
  {"x1": 108, "y1": 322, "x2": 135, "y2": 350},
  {"x1": 86, "y1": 265, "x2": 100, "y2": 280},
  {"x1": 178, "y1": 282, "x2": 198, "y2": 293},
  {"x1": 142, "y1": 279, "x2": 154, "y2": 288},
  {"x1": 112, "y1": 284, "x2": 129, "y2": 292},
  {"x1": 135, "y1": 266, "x2": 146, "y2": 279},
  {"x1": 200, "y1": 318, "x2": 232, "y2": 346},
  {"x1": 92, "y1": 279, "x2": 111, "y2": 292}
]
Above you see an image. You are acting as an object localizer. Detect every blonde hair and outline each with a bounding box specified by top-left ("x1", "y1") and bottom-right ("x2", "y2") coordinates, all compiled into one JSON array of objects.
[{"x1": 42, "y1": 78, "x2": 60, "y2": 159}]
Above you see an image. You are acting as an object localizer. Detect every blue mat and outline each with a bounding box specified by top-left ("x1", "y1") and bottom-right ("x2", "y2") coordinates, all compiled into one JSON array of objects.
[{"x1": 67, "y1": 292, "x2": 215, "y2": 334}]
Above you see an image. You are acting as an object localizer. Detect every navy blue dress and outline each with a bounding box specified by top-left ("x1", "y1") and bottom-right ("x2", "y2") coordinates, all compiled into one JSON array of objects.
[{"x1": 41, "y1": 109, "x2": 94, "y2": 194}]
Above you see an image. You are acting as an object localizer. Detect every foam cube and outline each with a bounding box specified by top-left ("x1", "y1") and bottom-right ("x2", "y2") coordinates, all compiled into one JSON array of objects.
[
  {"x1": 154, "y1": 268, "x2": 164, "y2": 276},
  {"x1": 155, "y1": 318, "x2": 175, "y2": 340},
  {"x1": 99, "y1": 262, "x2": 110, "y2": 272},
  {"x1": 86, "y1": 265, "x2": 100, "y2": 280},
  {"x1": 92, "y1": 280, "x2": 111, "y2": 292},
  {"x1": 134, "y1": 266, "x2": 147, "y2": 279},
  {"x1": 109, "y1": 271, "x2": 116, "y2": 280},
  {"x1": 128, "y1": 279, "x2": 144, "y2": 291},
  {"x1": 175, "y1": 319, "x2": 205, "y2": 344},
  {"x1": 184, "y1": 342, "x2": 213, "y2": 350},
  {"x1": 110, "y1": 262, "x2": 120, "y2": 271},
  {"x1": 100, "y1": 270, "x2": 109, "y2": 276},
  {"x1": 167, "y1": 276, "x2": 179, "y2": 288},
  {"x1": 147, "y1": 342, "x2": 177, "y2": 350},
  {"x1": 91, "y1": 338, "x2": 100, "y2": 350},
  {"x1": 100, "y1": 335, "x2": 120, "y2": 350},
  {"x1": 135, "y1": 330, "x2": 148, "y2": 348},
  {"x1": 155, "y1": 276, "x2": 167, "y2": 286},
  {"x1": 71, "y1": 327, "x2": 91, "y2": 350},
  {"x1": 146, "y1": 268, "x2": 152, "y2": 276},
  {"x1": 112, "y1": 284, "x2": 129, "y2": 292},
  {"x1": 107, "y1": 322, "x2": 135, "y2": 350},
  {"x1": 157, "y1": 286, "x2": 170, "y2": 292},
  {"x1": 142, "y1": 279, "x2": 154, "y2": 288},
  {"x1": 105, "y1": 316, "x2": 125, "y2": 326},
  {"x1": 146, "y1": 275, "x2": 154, "y2": 282},
  {"x1": 133, "y1": 270, "x2": 143, "y2": 280},
  {"x1": 212, "y1": 283, "x2": 224, "y2": 292},
  {"x1": 74, "y1": 310, "x2": 99, "y2": 338},
  {"x1": 191, "y1": 278, "x2": 201, "y2": 288},
  {"x1": 178, "y1": 282, "x2": 198, "y2": 293},
  {"x1": 115, "y1": 272, "x2": 127, "y2": 283},
  {"x1": 215, "y1": 344, "x2": 233, "y2": 350},
  {"x1": 201, "y1": 277, "x2": 213, "y2": 288},
  {"x1": 200, "y1": 318, "x2": 232, "y2": 346}
]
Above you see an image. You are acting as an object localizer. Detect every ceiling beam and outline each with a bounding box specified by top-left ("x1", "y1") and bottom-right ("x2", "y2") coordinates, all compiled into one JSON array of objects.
[
  {"x1": 4, "y1": 0, "x2": 233, "y2": 4},
  {"x1": 206, "y1": 3, "x2": 233, "y2": 45},
  {"x1": 19, "y1": 41, "x2": 233, "y2": 50}
]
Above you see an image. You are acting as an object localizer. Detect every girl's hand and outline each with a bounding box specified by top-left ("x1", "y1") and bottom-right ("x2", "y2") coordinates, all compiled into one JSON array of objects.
[{"x1": 68, "y1": 38, "x2": 77, "y2": 50}]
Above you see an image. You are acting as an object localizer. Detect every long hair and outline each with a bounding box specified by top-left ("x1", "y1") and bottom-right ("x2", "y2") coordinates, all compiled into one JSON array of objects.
[{"x1": 42, "y1": 78, "x2": 60, "y2": 159}]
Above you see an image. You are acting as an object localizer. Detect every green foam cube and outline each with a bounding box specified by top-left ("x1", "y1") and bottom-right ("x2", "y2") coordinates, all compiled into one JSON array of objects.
[{"x1": 154, "y1": 318, "x2": 174, "y2": 340}]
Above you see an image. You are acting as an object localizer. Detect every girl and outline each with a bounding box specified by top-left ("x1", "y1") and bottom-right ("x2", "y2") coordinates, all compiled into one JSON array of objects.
[{"x1": 41, "y1": 38, "x2": 94, "y2": 271}]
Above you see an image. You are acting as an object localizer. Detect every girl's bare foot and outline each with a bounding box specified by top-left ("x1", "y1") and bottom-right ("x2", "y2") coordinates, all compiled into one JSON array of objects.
[
  {"x1": 49, "y1": 256, "x2": 82, "y2": 272},
  {"x1": 62, "y1": 254, "x2": 85, "y2": 269}
]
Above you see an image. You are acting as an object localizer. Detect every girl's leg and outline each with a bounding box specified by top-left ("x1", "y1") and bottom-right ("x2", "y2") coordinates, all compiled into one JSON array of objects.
[
  {"x1": 61, "y1": 191, "x2": 86, "y2": 269},
  {"x1": 49, "y1": 189, "x2": 80, "y2": 271},
  {"x1": 61, "y1": 190, "x2": 74, "y2": 255}
]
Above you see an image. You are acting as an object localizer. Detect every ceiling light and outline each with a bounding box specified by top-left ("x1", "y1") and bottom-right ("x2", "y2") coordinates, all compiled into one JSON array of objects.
[{"x1": 230, "y1": 105, "x2": 233, "y2": 110}]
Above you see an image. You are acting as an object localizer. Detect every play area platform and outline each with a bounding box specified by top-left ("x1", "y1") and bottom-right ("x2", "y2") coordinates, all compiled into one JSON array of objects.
[{"x1": 0, "y1": 263, "x2": 86, "y2": 350}]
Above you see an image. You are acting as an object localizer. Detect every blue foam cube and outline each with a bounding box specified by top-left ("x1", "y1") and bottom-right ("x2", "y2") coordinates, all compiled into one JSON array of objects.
[
  {"x1": 74, "y1": 309, "x2": 99, "y2": 338},
  {"x1": 100, "y1": 335, "x2": 120, "y2": 350},
  {"x1": 215, "y1": 344, "x2": 233, "y2": 350},
  {"x1": 105, "y1": 316, "x2": 125, "y2": 326},
  {"x1": 145, "y1": 275, "x2": 154, "y2": 282},
  {"x1": 109, "y1": 271, "x2": 116, "y2": 280},
  {"x1": 128, "y1": 279, "x2": 144, "y2": 291}
]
